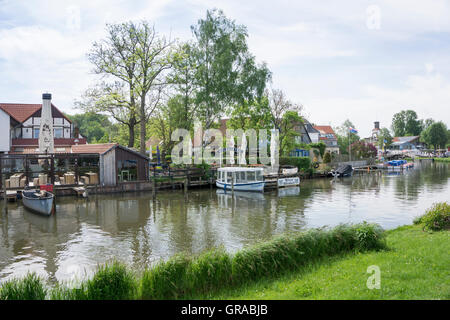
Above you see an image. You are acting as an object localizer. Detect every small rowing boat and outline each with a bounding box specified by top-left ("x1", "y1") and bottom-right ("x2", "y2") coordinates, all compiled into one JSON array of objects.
[{"x1": 22, "y1": 189, "x2": 55, "y2": 216}]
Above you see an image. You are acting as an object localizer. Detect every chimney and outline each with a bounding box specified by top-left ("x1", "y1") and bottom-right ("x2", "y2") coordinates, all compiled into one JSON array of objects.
[
  {"x1": 374, "y1": 121, "x2": 380, "y2": 130},
  {"x1": 39, "y1": 93, "x2": 54, "y2": 154}
]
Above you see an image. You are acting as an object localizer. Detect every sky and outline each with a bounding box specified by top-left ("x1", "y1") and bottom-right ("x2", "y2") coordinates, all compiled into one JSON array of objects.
[{"x1": 0, "y1": 0, "x2": 449, "y2": 138}]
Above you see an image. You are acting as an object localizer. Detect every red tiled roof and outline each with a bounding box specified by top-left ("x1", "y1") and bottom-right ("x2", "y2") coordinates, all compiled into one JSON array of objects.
[
  {"x1": 313, "y1": 125, "x2": 336, "y2": 135},
  {"x1": 0, "y1": 103, "x2": 72, "y2": 124},
  {"x1": 71, "y1": 143, "x2": 117, "y2": 154},
  {"x1": 0, "y1": 104, "x2": 42, "y2": 123}
]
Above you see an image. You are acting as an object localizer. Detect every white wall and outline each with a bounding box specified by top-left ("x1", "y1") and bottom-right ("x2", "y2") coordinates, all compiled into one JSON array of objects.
[
  {"x1": 310, "y1": 133, "x2": 319, "y2": 143},
  {"x1": 0, "y1": 110, "x2": 10, "y2": 151}
]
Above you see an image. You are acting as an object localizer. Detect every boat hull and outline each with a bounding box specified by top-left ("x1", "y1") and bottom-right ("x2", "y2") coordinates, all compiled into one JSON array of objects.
[
  {"x1": 216, "y1": 181, "x2": 265, "y2": 192},
  {"x1": 22, "y1": 192, "x2": 55, "y2": 216}
]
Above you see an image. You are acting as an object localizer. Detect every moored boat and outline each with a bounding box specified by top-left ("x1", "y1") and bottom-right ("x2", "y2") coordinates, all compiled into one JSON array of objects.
[
  {"x1": 22, "y1": 190, "x2": 55, "y2": 216},
  {"x1": 330, "y1": 164, "x2": 354, "y2": 178},
  {"x1": 216, "y1": 167, "x2": 265, "y2": 192}
]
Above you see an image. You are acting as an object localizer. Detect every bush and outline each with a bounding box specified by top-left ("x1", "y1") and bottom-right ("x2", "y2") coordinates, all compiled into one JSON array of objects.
[
  {"x1": 323, "y1": 152, "x2": 331, "y2": 163},
  {"x1": 0, "y1": 273, "x2": 47, "y2": 300},
  {"x1": 280, "y1": 157, "x2": 311, "y2": 171},
  {"x1": 414, "y1": 202, "x2": 450, "y2": 231}
]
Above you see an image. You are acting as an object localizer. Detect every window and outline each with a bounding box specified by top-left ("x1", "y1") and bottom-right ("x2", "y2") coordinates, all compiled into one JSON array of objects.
[
  {"x1": 33, "y1": 128, "x2": 40, "y2": 138},
  {"x1": 54, "y1": 128, "x2": 63, "y2": 138},
  {"x1": 247, "y1": 171, "x2": 256, "y2": 181}
]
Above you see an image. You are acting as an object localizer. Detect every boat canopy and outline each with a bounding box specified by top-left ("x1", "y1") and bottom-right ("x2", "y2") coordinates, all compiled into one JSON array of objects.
[{"x1": 217, "y1": 167, "x2": 264, "y2": 172}]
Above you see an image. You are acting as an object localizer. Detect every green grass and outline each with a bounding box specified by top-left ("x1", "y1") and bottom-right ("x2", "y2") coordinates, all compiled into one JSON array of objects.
[
  {"x1": 0, "y1": 273, "x2": 47, "y2": 300},
  {"x1": 201, "y1": 225, "x2": 450, "y2": 300}
]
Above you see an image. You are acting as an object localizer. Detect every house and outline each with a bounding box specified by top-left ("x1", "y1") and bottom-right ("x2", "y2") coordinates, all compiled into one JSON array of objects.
[
  {"x1": 313, "y1": 125, "x2": 339, "y2": 154},
  {"x1": 303, "y1": 119, "x2": 320, "y2": 143},
  {"x1": 0, "y1": 93, "x2": 86, "y2": 154},
  {"x1": 72, "y1": 143, "x2": 149, "y2": 186},
  {"x1": 389, "y1": 136, "x2": 423, "y2": 151}
]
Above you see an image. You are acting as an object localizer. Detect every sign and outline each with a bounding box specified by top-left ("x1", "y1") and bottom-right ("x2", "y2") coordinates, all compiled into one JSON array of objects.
[{"x1": 277, "y1": 177, "x2": 300, "y2": 187}]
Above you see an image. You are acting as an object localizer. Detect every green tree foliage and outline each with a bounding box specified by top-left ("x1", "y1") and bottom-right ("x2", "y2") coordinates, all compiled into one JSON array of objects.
[
  {"x1": 377, "y1": 127, "x2": 393, "y2": 149},
  {"x1": 191, "y1": 9, "x2": 271, "y2": 130},
  {"x1": 335, "y1": 120, "x2": 360, "y2": 155},
  {"x1": 348, "y1": 141, "x2": 378, "y2": 159},
  {"x1": 67, "y1": 112, "x2": 115, "y2": 143},
  {"x1": 391, "y1": 110, "x2": 422, "y2": 137},
  {"x1": 279, "y1": 111, "x2": 304, "y2": 156},
  {"x1": 420, "y1": 121, "x2": 448, "y2": 150}
]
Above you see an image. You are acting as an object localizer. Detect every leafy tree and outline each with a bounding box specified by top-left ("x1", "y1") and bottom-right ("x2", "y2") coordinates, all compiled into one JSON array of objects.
[
  {"x1": 67, "y1": 112, "x2": 115, "y2": 143},
  {"x1": 377, "y1": 127, "x2": 393, "y2": 149},
  {"x1": 191, "y1": 9, "x2": 271, "y2": 130},
  {"x1": 391, "y1": 110, "x2": 422, "y2": 137},
  {"x1": 335, "y1": 119, "x2": 360, "y2": 155},
  {"x1": 279, "y1": 111, "x2": 304, "y2": 156},
  {"x1": 421, "y1": 122, "x2": 448, "y2": 151},
  {"x1": 348, "y1": 141, "x2": 377, "y2": 158}
]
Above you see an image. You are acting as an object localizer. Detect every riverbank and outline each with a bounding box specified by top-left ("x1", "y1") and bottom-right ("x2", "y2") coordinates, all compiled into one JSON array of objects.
[
  {"x1": 0, "y1": 222, "x2": 386, "y2": 300},
  {"x1": 203, "y1": 224, "x2": 449, "y2": 300}
]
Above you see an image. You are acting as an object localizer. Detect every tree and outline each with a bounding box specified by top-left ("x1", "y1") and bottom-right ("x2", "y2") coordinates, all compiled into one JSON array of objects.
[
  {"x1": 348, "y1": 141, "x2": 377, "y2": 158},
  {"x1": 335, "y1": 119, "x2": 360, "y2": 154},
  {"x1": 191, "y1": 9, "x2": 271, "y2": 130},
  {"x1": 133, "y1": 22, "x2": 176, "y2": 155},
  {"x1": 391, "y1": 110, "x2": 422, "y2": 137},
  {"x1": 279, "y1": 110, "x2": 304, "y2": 156},
  {"x1": 67, "y1": 112, "x2": 115, "y2": 143},
  {"x1": 378, "y1": 127, "x2": 393, "y2": 150},
  {"x1": 421, "y1": 122, "x2": 448, "y2": 151}
]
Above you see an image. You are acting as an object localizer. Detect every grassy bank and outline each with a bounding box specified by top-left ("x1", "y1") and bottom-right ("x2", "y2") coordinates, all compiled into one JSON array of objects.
[
  {"x1": 0, "y1": 222, "x2": 386, "y2": 300},
  {"x1": 203, "y1": 225, "x2": 449, "y2": 300},
  {"x1": 1, "y1": 202, "x2": 448, "y2": 300}
]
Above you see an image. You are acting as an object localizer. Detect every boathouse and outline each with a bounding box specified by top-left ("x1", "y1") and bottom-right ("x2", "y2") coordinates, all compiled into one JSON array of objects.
[{"x1": 72, "y1": 143, "x2": 149, "y2": 186}]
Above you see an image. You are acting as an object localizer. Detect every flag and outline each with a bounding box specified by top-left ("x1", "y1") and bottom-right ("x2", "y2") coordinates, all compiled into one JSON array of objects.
[{"x1": 349, "y1": 127, "x2": 358, "y2": 134}]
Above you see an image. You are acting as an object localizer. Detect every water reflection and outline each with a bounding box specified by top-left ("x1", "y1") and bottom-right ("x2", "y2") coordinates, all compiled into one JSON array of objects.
[{"x1": 0, "y1": 162, "x2": 448, "y2": 284}]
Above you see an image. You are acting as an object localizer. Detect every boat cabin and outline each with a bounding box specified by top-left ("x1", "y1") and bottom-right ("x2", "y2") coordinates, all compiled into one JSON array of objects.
[{"x1": 216, "y1": 167, "x2": 265, "y2": 192}]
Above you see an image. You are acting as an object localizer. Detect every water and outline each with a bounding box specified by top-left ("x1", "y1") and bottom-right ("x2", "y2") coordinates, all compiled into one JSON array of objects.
[{"x1": 0, "y1": 161, "x2": 448, "y2": 284}]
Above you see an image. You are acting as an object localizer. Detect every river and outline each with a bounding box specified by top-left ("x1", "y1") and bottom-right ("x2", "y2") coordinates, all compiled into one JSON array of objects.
[{"x1": 0, "y1": 161, "x2": 448, "y2": 284}]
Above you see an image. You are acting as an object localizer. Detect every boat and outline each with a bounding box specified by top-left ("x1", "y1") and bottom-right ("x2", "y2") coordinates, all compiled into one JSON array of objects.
[
  {"x1": 330, "y1": 164, "x2": 354, "y2": 178},
  {"x1": 216, "y1": 167, "x2": 265, "y2": 192},
  {"x1": 22, "y1": 189, "x2": 55, "y2": 216}
]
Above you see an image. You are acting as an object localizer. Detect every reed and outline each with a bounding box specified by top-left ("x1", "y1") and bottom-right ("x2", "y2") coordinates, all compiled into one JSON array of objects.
[
  {"x1": 414, "y1": 202, "x2": 450, "y2": 231},
  {"x1": 0, "y1": 273, "x2": 47, "y2": 300}
]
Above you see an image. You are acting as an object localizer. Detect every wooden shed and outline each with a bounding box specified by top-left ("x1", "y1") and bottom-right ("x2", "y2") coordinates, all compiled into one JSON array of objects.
[{"x1": 72, "y1": 143, "x2": 149, "y2": 186}]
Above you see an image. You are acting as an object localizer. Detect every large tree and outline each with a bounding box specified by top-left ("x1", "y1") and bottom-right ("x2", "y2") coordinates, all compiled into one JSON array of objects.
[
  {"x1": 79, "y1": 21, "x2": 175, "y2": 152},
  {"x1": 190, "y1": 9, "x2": 271, "y2": 130},
  {"x1": 421, "y1": 121, "x2": 448, "y2": 151},
  {"x1": 391, "y1": 110, "x2": 422, "y2": 137}
]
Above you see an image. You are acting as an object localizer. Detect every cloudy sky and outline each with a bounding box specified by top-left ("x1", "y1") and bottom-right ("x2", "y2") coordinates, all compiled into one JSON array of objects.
[{"x1": 0, "y1": 0, "x2": 449, "y2": 137}]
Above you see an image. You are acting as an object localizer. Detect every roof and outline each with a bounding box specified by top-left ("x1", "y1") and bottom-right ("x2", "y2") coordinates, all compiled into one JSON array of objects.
[
  {"x1": 218, "y1": 167, "x2": 264, "y2": 172},
  {"x1": 71, "y1": 143, "x2": 150, "y2": 160},
  {"x1": 313, "y1": 125, "x2": 336, "y2": 135},
  {"x1": 71, "y1": 143, "x2": 117, "y2": 154},
  {"x1": 0, "y1": 103, "x2": 72, "y2": 124},
  {"x1": 392, "y1": 136, "x2": 420, "y2": 143},
  {"x1": 0, "y1": 104, "x2": 42, "y2": 123}
]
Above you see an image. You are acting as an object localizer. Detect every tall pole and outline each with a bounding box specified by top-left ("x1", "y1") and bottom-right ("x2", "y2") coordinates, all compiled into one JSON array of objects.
[{"x1": 349, "y1": 128, "x2": 351, "y2": 163}]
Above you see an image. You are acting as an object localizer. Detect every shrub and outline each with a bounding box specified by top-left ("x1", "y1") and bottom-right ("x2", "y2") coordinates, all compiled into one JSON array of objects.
[
  {"x1": 0, "y1": 273, "x2": 47, "y2": 300},
  {"x1": 323, "y1": 152, "x2": 331, "y2": 163},
  {"x1": 280, "y1": 157, "x2": 311, "y2": 171},
  {"x1": 414, "y1": 202, "x2": 450, "y2": 231},
  {"x1": 84, "y1": 261, "x2": 136, "y2": 300}
]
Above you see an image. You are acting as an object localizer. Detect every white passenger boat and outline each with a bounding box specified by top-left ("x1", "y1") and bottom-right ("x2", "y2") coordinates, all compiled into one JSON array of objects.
[{"x1": 216, "y1": 167, "x2": 265, "y2": 192}]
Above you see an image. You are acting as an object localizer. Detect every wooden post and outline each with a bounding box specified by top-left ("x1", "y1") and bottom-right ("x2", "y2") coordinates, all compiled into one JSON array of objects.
[
  {"x1": 231, "y1": 172, "x2": 234, "y2": 194},
  {"x1": 50, "y1": 154, "x2": 55, "y2": 185},
  {"x1": 152, "y1": 164, "x2": 156, "y2": 197},
  {"x1": 2, "y1": 174, "x2": 6, "y2": 212}
]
